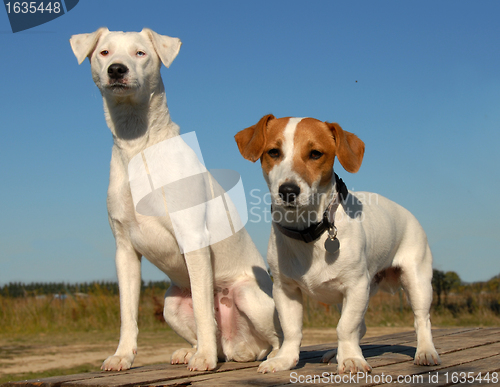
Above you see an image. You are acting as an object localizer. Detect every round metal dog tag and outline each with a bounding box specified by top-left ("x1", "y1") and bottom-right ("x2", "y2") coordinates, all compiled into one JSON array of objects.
[{"x1": 324, "y1": 237, "x2": 340, "y2": 254}]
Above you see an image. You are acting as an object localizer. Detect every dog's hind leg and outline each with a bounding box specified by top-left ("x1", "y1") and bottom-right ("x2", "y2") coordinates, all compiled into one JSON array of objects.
[
  {"x1": 399, "y1": 245, "x2": 441, "y2": 366},
  {"x1": 163, "y1": 285, "x2": 200, "y2": 365},
  {"x1": 233, "y1": 282, "x2": 282, "y2": 360}
]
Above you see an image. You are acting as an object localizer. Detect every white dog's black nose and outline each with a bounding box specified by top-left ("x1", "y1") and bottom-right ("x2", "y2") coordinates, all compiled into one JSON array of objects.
[
  {"x1": 279, "y1": 182, "x2": 300, "y2": 203},
  {"x1": 108, "y1": 63, "x2": 128, "y2": 80}
]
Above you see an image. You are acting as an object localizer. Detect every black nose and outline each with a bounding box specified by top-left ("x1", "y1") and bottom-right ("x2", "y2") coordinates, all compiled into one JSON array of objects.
[
  {"x1": 279, "y1": 182, "x2": 301, "y2": 203},
  {"x1": 107, "y1": 63, "x2": 128, "y2": 80}
]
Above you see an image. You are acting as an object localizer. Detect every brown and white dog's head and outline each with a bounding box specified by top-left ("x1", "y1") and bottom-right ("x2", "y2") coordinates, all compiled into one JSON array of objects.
[
  {"x1": 235, "y1": 115, "x2": 365, "y2": 217},
  {"x1": 70, "y1": 28, "x2": 181, "y2": 101}
]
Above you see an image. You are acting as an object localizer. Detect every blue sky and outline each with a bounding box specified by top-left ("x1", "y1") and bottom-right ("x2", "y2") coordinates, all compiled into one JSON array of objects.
[{"x1": 1, "y1": 1, "x2": 499, "y2": 285}]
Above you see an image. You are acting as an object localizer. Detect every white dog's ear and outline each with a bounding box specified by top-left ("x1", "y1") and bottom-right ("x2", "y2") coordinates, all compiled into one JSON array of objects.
[
  {"x1": 142, "y1": 28, "x2": 182, "y2": 68},
  {"x1": 70, "y1": 27, "x2": 108, "y2": 65},
  {"x1": 326, "y1": 122, "x2": 365, "y2": 173},
  {"x1": 235, "y1": 114, "x2": 275, "y2": 163}
]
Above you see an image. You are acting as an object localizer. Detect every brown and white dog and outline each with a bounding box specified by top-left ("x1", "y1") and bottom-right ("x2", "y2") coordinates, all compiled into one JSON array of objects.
[{"x1": 235, "y1": 114, "x2": 440, "y2": 374}]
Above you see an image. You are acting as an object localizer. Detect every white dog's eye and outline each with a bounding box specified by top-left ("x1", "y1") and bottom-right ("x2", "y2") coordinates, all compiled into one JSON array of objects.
[
  {"x1": 100, "y1": 50, "x2": 109, "y2": 56},
  {"x1": 136, "y1": 51, "x2": 146, "y2": 57}
]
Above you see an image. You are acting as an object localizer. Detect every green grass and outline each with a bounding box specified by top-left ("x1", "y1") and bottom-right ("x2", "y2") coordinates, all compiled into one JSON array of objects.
[
  {"x1": 302, "y1": 290, "x2": 500, "y2": 328},
  {"x1": 0, "y1": 287, "x2": 166, "y2": 335},
  {"x1": 1, "y1": 286, "x2": 499, "y2": 336}
]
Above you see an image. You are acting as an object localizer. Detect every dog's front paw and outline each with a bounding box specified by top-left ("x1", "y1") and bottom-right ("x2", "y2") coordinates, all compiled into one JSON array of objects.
[
  {"x1": 414, "y1": 347, "x2": 441, "y2": 366},
  {"x1": 257, "y1": 355, "x2": 298, "y2": 373},
  {"x1": 187, "y1": 350, "x2": 217, "y2": 371},
  {"x1": 338, "y1": 357, "x2": 372, "y2": 374},
  {"x1": 101, "y1": 353, "x2": 135, "y2": 371}
]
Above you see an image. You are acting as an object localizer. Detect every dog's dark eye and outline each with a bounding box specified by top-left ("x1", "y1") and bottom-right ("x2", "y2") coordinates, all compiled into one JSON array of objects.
[
  {"x1": 267, "y1": 149, "x2": 280, "y2": 158},
  {"x1": 136, "y1": 51, "x2": 146, "y2": 57},
  {"x1": 310, "y1": 150, "x2": 323, "y2": 160},
  {"x1": 100, "y1": 50, "x2": 109, "y2": 56}
]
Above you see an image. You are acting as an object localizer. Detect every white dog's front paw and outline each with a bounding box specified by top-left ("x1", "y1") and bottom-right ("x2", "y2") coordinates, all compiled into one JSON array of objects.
[
  {"x1": 414, "y1": 347, "x2": 441, "y2": 366},
  {"x1": 257, "y1": 355, "x2": 298, "y2": 373},
  {"x1": 187, "y1": 350, "x2": 217, "y2": 371},
  {"x1": 171, "y1": 347, "x2": 196, "y2": 365},
  {"x1": 338, "y1": 357, "x2": 372, "y2": 374},
  {"x1": 101, "y1": 353, "x2": 135, "y2": 371}
]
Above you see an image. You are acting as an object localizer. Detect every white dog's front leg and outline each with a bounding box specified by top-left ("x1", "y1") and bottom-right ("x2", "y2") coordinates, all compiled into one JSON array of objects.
[
  {"x1": 336, "y1": 281, "x2": 372, "y2": 374},
  {"x1": 184, "y1": 247, "x2": 218, "y2": 371},
  {"x1": 258, "y1": 281, "x2": 303, "y2": 373},
  {"x1": 102, "y1": 244, "x2": 142, "y2": 371}
]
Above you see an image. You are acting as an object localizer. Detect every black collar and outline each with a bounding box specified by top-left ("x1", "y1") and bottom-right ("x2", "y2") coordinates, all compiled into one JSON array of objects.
[{"x1": 273, "y1": 174, "x2": 347, "y2": 243}]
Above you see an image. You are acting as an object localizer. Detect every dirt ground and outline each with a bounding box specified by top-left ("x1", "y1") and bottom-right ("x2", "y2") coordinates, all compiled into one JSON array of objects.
[{"x1": 0, "y1": 327, "x2": 414, "y2": 376}]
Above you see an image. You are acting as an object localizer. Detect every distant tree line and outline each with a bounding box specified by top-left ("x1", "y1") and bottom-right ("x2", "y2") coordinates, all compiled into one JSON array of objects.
[
  {"x1": 1, "y1": 272, "x2": 499, "y2": 300},
  {"x1": 0, "y1": 280, "x2": 170, "y2": 298},
  {"x1": 432, "y1": 270, "x2": 500, "y2": 303},
  {"x1": 432, "y1": 270, "x2": 461, "y2": 306},
  {"x1": 432, "y1": 270, "x2": 500, "y2": 316}
]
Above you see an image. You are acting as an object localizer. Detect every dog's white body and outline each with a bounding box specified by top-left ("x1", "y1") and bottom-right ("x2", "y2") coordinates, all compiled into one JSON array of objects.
[
  {"x1": 70, "y1": 28, "x2": 280, "y2": 372},
  {"x1": 236, "y1": 115, "x2": 440, "y2": 374}
]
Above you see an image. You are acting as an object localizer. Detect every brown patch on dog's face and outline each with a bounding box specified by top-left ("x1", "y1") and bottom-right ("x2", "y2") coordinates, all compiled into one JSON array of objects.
[
  {"x1": 260, "y1": 117, "x2": 292, "y2": 176},
  {"x1": 235, "y1": 115, "x2": 365, "y2": 205},
  {"x1": 292, "y1": 118, "x2": 337, "y2": 188}
]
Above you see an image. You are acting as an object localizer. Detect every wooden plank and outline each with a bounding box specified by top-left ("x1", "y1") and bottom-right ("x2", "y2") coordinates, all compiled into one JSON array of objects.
[
  {"x1": 145, "y1": 365, "x2": 292, "y2": 386},
  {"x1": 272, "y1": 355, "x2": 500, "y2": 387},
  {"x1": 143, "y1": 340, "x2": 500, "y2": 387},
  {"x1": 143, "y1": 327, "x2": 500, "y2": 386},
  {"x1": 296, "y1": 327, "x2": 500, "y2": 368},
  {"x1": 3, "y1": 362, "x2": 256, "y2": 387},
  {"x1": 316, "y1": 329, "x2": 500, "y2": 373},
  {"x1": 306, "y1": 341, "x2": 499, "y2": 378},
  {"x1": 268, "y1": 342, "x2": 500, "y2": 387},
  {"x1": 299, "y1": 327, "x2": 481, "y2": 354},
  {"x1": 154, "y1": 337, "x2": 500, "y2": 387},
  {"x1": 433, "y1": 329, "x2": 500, "y2": 353},
  {"x1": 1, "y1": 371, "x2": 108, "y2": 387},
  {"x1": 3, "y1": 328, "x2": 499, "y2": 387},
  {"x1": 361, "y1": 342, "x2": 500, "y2": 386},
  {"x1": 58, "y1": 362, "x2": 262, "y2": 387},
  {"x1": 3, "y1": 359, "x2": 267, "y2": 387},
  {"x1": 406, "y1": 354, "x2": 500, "y2": 387}
]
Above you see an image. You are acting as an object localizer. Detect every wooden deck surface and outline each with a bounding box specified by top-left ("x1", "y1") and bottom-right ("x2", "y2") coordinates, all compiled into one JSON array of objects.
[{"x1": 3, "y1": 327, "x2": 499, "y2": 387}]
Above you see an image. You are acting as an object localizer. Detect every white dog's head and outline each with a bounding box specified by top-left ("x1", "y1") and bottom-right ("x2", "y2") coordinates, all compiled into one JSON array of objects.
[
  {"x1": 70, "y1": 28, "x2": 181, "y2": 101},
  {"x1": 235, "y1": 115, "x2": 365, "y2": 221}
]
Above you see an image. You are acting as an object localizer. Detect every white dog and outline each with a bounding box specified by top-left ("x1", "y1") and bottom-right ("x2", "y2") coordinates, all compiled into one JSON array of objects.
[
  {"x1": 235, "y1": 115, "x2": 441, "y2": 374},
  {"x1": 69, "y1": 28, "x2": 280, "y2": 372}
]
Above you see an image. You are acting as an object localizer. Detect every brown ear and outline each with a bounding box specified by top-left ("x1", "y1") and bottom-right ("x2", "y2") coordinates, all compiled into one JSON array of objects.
[
  {"x1": 235, "y1": 114, "x2": 275, "y2": 162},
  {"x1": 327, "y1": 122, "x2": 365, "y2": 173}
]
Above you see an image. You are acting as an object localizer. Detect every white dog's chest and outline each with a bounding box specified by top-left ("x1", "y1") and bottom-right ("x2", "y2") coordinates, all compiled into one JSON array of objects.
[
  {"x1": 272, "y1": 234, "x2": 351, "y2": 305},
  {"x1": 298, "y1": 275, "x2": 345, "y2": 305},
  {"x1": 107, "y1": 161, "x2": 189, "y2": 285}
]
